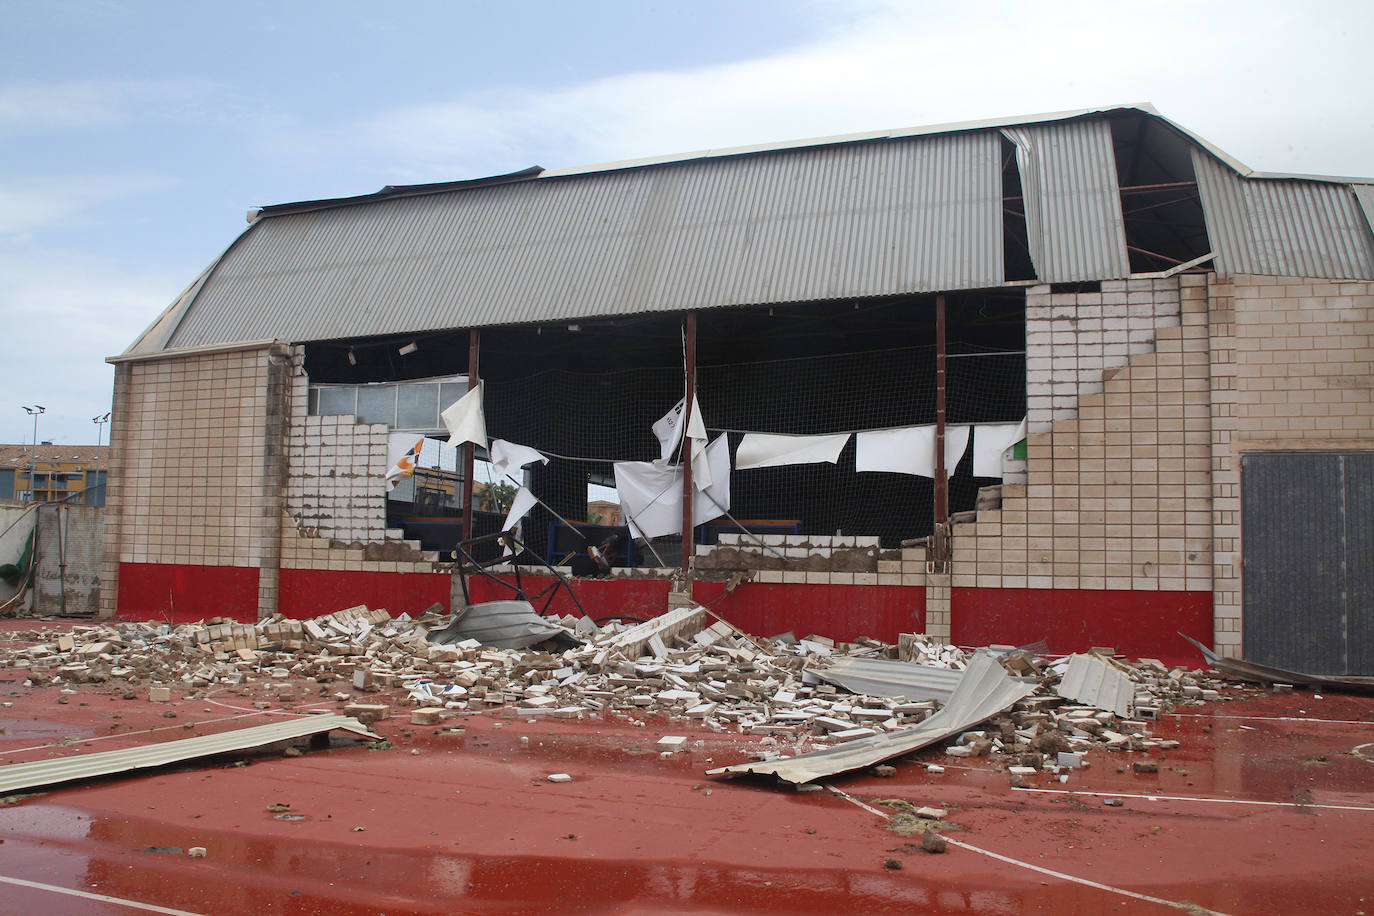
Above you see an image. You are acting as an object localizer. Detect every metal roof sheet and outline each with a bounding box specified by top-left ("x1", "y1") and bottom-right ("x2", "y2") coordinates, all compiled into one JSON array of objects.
[
  {"x1": 125, "y1": 106, "x2": 1374, "y2": 356},
  {"x1": 162, "y1": 130, "x2": 1006, "y2": 350},
  {"x1": 0, "y1": 715, "x2": 379, "y2": 795},
  {"x1": 1055, "y1": 653, "x2": 1133, "y2": 717},
  {"x1": 811, "y1": 656, "x2": 966, "y2": 704},
  {"x1": 1004, "y1": 119, "x2": 1130, "y2": 282},
  {"x1": 1193, "y1": 150, "x2": 1374, "y2": 279},
  {"x1": 707, "y1": 653, "x2": 1035, "y2": 784}
]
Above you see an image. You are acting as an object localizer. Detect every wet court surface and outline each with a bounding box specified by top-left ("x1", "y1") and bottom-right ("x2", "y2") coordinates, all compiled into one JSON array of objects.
[{"x1": 1, "y1": 627, "x2": 1371, "y2": 914}]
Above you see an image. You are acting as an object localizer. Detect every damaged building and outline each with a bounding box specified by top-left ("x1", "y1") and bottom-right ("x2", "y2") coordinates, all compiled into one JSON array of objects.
[{"x1": 100, "y1": 104, "x2": 1374, "y2": 672}]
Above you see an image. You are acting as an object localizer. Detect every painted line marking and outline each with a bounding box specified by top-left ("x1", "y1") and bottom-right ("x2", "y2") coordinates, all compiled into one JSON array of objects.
[
  {"x1": 1352, "y1": 743, "x2": 1374, "y2": 763},
  {"x1": 0, "y1": 873, "x2": 206, "y2": 915},
  {"x1": 1011, "y1": 786, "x2": 1374, "y2": 812},
  {"x1": 1170, "y1": 713, "x2": 1374, "y2": 726},
  {"x1": 823, "y1": 784, "x2": 1231, "y2": 916}
]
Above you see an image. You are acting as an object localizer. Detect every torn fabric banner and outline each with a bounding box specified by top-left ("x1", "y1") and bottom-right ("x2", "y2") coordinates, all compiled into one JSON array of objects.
[
  {"x1": 489, "y1": 439, "x2": 548, "y2": 479},
  {"x1": 613, "y1": 460, "x2": 683, "y2": 540},
  {"x1": 855, "y1": 425, "x2": 969, "y2": 478},
  {"x1": 971, "y1": 419, "x2": 1026, "y2": 478},
  {"x1": 651, "y1": 395, "x2": 708, "y2": 461},
  {"x1": 384, "y1": 434, "x2": 426, "y2": 486},
  {"x1": 735, "y1": 432, "x2": 849, "y2": 470},
  {"x1": 691, "y1": 434, "x2": 732, "y2": 526},
  {"x1": 441, "y1": 383, "x2": 487, "y2": 449},
  {"x1": 500, "y1": 486, "x2": 541, "y2": 554}
]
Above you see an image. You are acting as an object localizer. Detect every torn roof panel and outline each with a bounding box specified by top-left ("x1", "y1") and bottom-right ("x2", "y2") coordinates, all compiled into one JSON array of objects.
[
  {"x1": 0, "y1": 715, "x2": 379, "y2": 795},
  {"x1": 708, "y1": 653, "x2": 1035, "y2": 785},
  {"x1": 1055, "y1": 654, "x2": 1134, "y2": 717},
  {"x1": 811, "y1": 657, "x2": 965, "y2": 704}
]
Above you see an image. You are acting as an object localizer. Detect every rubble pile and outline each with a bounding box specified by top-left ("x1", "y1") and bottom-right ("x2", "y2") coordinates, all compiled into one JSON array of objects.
[{"x1": 0, "y1": 604, "x2": 1249, "y2": 775}]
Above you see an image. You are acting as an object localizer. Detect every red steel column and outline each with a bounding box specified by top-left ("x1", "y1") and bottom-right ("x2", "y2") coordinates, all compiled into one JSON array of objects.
[
  {"x1": 462, "y1": 329, "x2": 480, "y2": 542},
  {"x1": 933, "y1": 295, "x2": 948, "y2": 557},
  {"x1": 680, "y1": 312, "x2": 697, "y2": 574}
]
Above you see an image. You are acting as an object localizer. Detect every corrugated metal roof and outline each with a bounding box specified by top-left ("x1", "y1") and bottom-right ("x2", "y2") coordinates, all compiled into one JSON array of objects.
[
  {"x1": 1193, "y1": 150, "x2": 1374, "y2": 279},
  {"x1": 1055, "y1": 653, "x2": 1133, "y2": 717},
  {"x1": 707, "y1": 653, "x2": 1035, "y2": 785},
  {"x1": 162, "y1": 130, "x2": 1006, "y2": 350},
  {"x1": 126, "y1": 106, "x2": 1374, "y2": 356},
  {"x1": 0, "y1": 715, "x2": 379, "y2": 794},
  {"x1": 1004, "y1": 119, "x2": 1130, "y2": 282},
  {"x1": 812, "y1": 656, "x2": 966, "y2": 703}
]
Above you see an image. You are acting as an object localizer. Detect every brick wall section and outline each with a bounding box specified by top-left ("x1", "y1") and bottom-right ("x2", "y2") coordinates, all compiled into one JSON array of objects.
[
  {"x1": 100, "y1": 347, "x2": 279, "y2": 614},
  {"x1": 949, "y1": 274, "x2": 1213, "y2": 594},
  {"x1": 283, "y1": 353, "x2": 394, "y2": 545},
  {"x1": 280, "y1": 350, "x2": 435, "y2": 573},
  {"x1": 1208, "y1": 275, "x2": 1374, "y2": 656},
  {"x1": 1026, "y1": 278, "x2": 1180, "y2": 434}
]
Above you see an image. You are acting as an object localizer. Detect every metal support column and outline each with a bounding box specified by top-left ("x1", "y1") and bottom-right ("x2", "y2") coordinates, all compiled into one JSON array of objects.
[
  {"x1": 680, "y1": 312, "x2": 697, "y2": 575},
  {"x1": 932, "y1": 294, "x2": 950, "y2": 568},
  {"x1": 462, "y1": 329, "x2": 480, "y2": 543}
]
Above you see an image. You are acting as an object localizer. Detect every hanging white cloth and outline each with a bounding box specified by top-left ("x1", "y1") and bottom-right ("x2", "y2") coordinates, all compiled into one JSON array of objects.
[
  {"x1": 691, "y1": 434, "x2": 732, "y2": 526},
  {"x1": 856, "y1": 425, "x2": 969, "y2": 478},
  {"x1": 501, "y1": 486, "x2": 539, "y2": 531},
  {"x1": 651, "y1": 395, "x2": 708, "y2": 461},
  {"x1": 489, "y1": 439, "x2": 548, "y2": 480},
  {"x1": 614, "y1": 460, "x2": 683, "y2": 540},
  {"x1": 441, "y1": 383, "x2": 487, "y2": 449},
  {"x1": 613, "y1": 435, "x2": 732, "y2": 540},
  {"x1": 972, "y1": 419, "x2": 1026, "y2": 478},
  {"x1": 735, "y1": 432, "x2": 849, "y2": 470}
]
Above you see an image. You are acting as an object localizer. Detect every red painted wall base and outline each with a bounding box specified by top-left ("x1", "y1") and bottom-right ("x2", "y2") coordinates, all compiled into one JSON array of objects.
[
  {"x1": 467, "y1": 575, "x2": 925, "y2": 643},
  {"x1": 115, "y1": 564, "x2": 1208, "y2": 663},
  {"x1": 277, "y1": 568, "x2": 452, "y2": 620},
  {"x1": 116, "y1": 562, "x2": 260, "y2": 624},
  {"x1": 951, "y1": 586, "x2": 1213, "y2": 664}
]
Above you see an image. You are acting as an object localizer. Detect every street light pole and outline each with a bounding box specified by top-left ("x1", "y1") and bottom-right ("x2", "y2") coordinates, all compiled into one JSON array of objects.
[
  {"x1": 93, "y1": 412, "x2": 111, "y2": 505},
  {"x1": 21, "y1": 405, "x2": 45, "y2": 502}
]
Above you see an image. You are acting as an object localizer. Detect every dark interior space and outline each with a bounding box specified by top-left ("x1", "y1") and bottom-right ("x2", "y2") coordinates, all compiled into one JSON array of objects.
[
  {"x1": 1107, "y1": 110, "x2": 1213, "y2": 273},
  {"x1": 302, "y1": 290, "x2": 1026, "y2": 558}
]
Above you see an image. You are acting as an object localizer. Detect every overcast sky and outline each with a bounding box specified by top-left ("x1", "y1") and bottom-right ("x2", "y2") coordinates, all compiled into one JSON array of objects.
[{"x1": 2, "y1": 0, "x2": 1372, "y2": 444}]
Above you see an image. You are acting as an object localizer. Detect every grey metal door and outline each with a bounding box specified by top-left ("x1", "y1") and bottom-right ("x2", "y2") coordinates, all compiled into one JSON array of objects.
[{"x1": 1242, "y1": 452, "x2": 1374, "y2": 675}]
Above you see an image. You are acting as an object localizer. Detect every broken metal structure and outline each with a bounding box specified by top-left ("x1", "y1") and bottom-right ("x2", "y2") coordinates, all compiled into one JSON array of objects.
[
  {"x1": 0, "y1": 715, "x2": 379, "y2": 795},
  {"x1": 99, "y1": 104, "x2": 1374, "y2": 671}
]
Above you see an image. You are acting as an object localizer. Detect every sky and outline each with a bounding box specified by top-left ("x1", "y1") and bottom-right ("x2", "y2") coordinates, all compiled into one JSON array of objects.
[{"x1": 2, "y1": 0, "x2": 1372, "y2": 445}]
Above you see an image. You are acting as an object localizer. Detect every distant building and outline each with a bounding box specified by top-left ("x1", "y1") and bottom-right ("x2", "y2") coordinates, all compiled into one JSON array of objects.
[
  {"x1": 0, "y1": 444, "x2": 107, "y2": 506},
  {"x1": 587, "y1": 500, "x2": 622, "y2": 526}
]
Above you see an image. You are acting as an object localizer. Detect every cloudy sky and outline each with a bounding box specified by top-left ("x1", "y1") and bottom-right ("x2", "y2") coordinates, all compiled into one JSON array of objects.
[{"x1": 2, "y1": 0, "x2": 1372, "y2": 444}]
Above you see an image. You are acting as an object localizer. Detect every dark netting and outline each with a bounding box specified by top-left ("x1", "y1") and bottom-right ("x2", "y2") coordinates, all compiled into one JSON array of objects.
[{"x1": 304, "y1": 291, "x2": 1025, "y2": 562}]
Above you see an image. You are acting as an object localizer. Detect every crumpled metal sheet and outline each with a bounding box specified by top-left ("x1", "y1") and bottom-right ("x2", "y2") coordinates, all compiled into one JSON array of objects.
[
  {"x1": 1180, "y1": 632, "x2": 1374, "y2": 693},
  {"x1": 1056, "y1": 653, "x2": 1133, "y2": 717},
  {"x1": 707, "y1": 653, "x2": 1036, "y2": 785},
  {"x1": 0, "y1": 715, "x2": 380, "y2": 795},
  {"x1": 811, "y1": 657, "x2": 965, "y2": 704},
  {"x1": 426, "y1": 600, "x2": 578, "y2": 649}
]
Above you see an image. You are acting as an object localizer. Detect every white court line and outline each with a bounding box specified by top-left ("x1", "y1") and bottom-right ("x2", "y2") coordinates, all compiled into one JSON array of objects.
[
  {"x1": 0, "y1": 701, "x2": 332, "y2": 758},
  {"x1": 824, "y1": 784, "x2": 1232, "y2": 916},
  {"x1": 1011, "y1": 786, "x2": 1374, "y2": 812},
  {"x1": 0, "y1": 873, "x2": 206, "y2": 915},
  {"x1": 1169, "y1": 713, "x2": 1374, "y2": 726}
]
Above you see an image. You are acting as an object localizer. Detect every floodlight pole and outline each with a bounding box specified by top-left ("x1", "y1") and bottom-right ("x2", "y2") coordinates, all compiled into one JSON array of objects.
[
  {"x1": 22, "y1": 405, "x2": 44, "y2": 501},
  {"x1": 93, "y1": 412, "x2": 111, "y2": 505},
  {"x1": 680, "y1": 312, "x2": 697, "y2": 576},
  {"x1": 463, "y1": 330, "x2": 480, "y2": 543}
]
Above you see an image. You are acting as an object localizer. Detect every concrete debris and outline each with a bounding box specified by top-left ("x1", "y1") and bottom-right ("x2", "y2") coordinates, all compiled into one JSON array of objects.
[{"x1": 0, "y1": 604, "x2": 1248, "y2": 783}]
